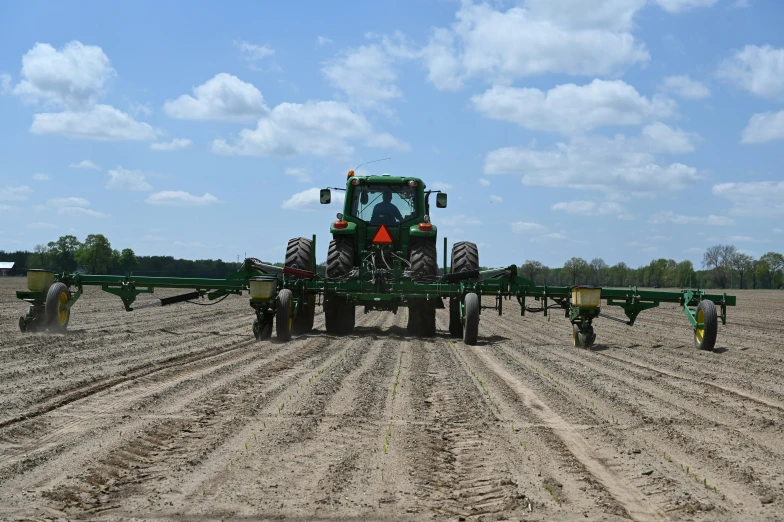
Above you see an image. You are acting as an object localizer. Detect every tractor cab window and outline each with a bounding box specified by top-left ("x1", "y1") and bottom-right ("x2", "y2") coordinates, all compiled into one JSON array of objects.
[{"x1": 350, "y1": 183, "x2": 417, "y2": 226}]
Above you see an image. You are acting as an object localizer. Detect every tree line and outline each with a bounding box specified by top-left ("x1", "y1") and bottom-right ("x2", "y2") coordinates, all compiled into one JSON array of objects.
[
  {"x1": 2, "y1": 235, "x2": 782, "y2": 289},
  {"x1": 520, "y1": 245, "x2": 783, "y2": 290}
]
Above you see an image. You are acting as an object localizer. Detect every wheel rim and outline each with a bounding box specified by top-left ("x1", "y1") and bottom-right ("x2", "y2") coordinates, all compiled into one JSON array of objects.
[
  {"x1": 57, "y1": 291, "x2": 69, "y2": 326},
  {"x1": 695, "y1": 309, "x2": 704, "y2": 344},
  {"x1": 572, "y1": 325, "x2": 577, "y2": 347}
]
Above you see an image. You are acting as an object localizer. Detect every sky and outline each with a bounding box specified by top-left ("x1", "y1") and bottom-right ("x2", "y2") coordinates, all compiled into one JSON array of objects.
[{"x1": 1, "y1": 0, "x2": 782, "y2": 269}]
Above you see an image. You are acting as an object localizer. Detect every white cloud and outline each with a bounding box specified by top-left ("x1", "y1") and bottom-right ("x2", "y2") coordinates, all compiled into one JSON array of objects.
[
  {"x1": 485, "y1": 123, "x2": 701, "y2": 194},
  {"x1": 234, "y1": 40, "x2": 274, "y2": 61},
  {"x1": 163, "y1": 73, "x2": 269, "y2": 121},
  {"x1": 146, "y1": 191, "x2": 220, "y2": 206},
  {"x1": 773, "y1": 228, "x2": 783, "y2": 234},
  {"x1": 551, "y1": 200, "x2": 629, "y2": 218},
  {"x1": 431, "y1": 181, "x2": 453, "y2": 191},
  {"x1": 421, "y1": 1, "x2": 649, "y2": 90},
  {"x1": 57, "y1": 207, "x2": 108, "y2": 218},
  {"x1": 106, "y1": 166, "x2": 152, "y2": 191},
  {"x1": 48, "y1": 196, "x2": 90, "y2": 207},
  {"x1": 740, "y1": 110, "x2": 784, "y2": 143},
  {"x1": 32, "y1": 173, "x2": 50, "y2": 181},
  {"x1": 490, "y1": 195, "x2": 503, "y2": 203},
  {"x1": 726, "y1": 235, "x2": 770, "y2": 243},
  {"x1": 129, "y1": 101, "x2": 152, "y2": 118},
  {"x1": 12, "y1": 41, "x2": 115, "y2": 108},
  {"x1": 27, "y1": 222, "x2": 57, "y2": 229},
  {"x1": 438, "y1": 214, "x2": 482, "y2": 226},
  {"x1": 285, "y1": 167, "x2": 313, "y2": 183},
  {"x1": 150, "y1": 138, "x2": 192, "y2": 151},
  {"x1": 69, "y1": 159, "x2": 100, "y2": 170},
  {"x1": 712, "y1": 181, "x2": 784, "y2": 217},
  {"x1": 648, "y1": 211, "x2": 735, "y2": 226},
  {"x1": 718, "y1": 45, "x2": 784, "y2": 98},
  {"x1": 281, "y1": 187, "x2": 345, "y2": 211},
  {"x1": 510, "y1": 221, "x2": 547, "y2": 233},
  {"x1": 322, "y1": 34, "x2": 419, "y2": 110},
  {"x1": 479, "y1": 178, "x2": 490, "y2": 186},
  {"x1": 212, "y1": 100, "x2": 408, "y2": 158},
  {"x1": 0, "y1": 73, "x2": 11, "y2": 94},
  {"x1": 0, "y1": 186, "x2": 32, "y2": 201},
  {"x1": 316, "y1": 36, "x2": 333, "y2": 47},
  {"x1": 31, "y1": 104, "x2": 159, "y2": 141},
  {"x1": 471, "y1": 80, "x2": 675, "y2": 135},
  {"x1": 659, "y1": 75, "x2": 711, "y2": 99},
  {"x1": 173, "y1": 241, "x2": 206, "y2": 248},
  {"x1": 653, "y1": 0, "x2": 718, "y2": 13}
]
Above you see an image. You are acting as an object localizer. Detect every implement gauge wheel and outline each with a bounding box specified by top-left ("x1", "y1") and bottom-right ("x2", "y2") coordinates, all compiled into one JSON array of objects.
[
  {"x1": 693, "y1": 300, "x2": 718, "y2": 351},
  {"x1": 253, "y1": 317, "x2": 272, "y2": 341},
  {"x1": 276, "y1": 289, "x2": 294, "y2": 342},
  {"x1": 19, "y1": 316, "x2": 27, "y2": 333},
  {"x1": 45, "y1": 282, "x2": 71, "y2": 333},
  {"x1": 463, "y1": 293, "x2": 480, "y2": 345},
  {"x1": 573, "y1": 324, "x2": 595, "y2": 349}
]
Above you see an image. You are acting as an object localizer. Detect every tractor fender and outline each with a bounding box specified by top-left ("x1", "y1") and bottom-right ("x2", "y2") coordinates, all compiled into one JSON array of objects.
[
  {"x1": 330, "y1": 221, "x2": 357, "y2": 235},
  {"x1": 409, "y1": 223, "x2": 438, "y2": 238}
]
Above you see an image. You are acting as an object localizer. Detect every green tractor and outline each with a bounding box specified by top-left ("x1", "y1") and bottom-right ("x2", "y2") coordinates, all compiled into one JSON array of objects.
[{"x1": 280, "y1": 170, "x2": 478, "y2": 338}]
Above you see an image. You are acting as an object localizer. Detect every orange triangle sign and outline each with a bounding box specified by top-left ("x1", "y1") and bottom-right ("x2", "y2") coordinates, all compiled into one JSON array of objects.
[{"x1": 372, "y1": 224, "x2": 394, "y2": 245}]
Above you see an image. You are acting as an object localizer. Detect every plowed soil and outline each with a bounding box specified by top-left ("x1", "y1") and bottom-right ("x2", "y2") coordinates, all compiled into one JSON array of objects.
[{"x1": 1, "y1": 278, "x2": 783, "y2": 521}]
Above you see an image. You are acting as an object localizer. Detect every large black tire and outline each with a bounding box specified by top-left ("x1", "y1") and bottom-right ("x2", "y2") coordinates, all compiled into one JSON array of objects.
[
  {"x1": 463, "y1": 292, "x2": 480, "y2": 345},
  {"x1": 276, "y1": 289, "x2": 294, "y2": 342},
  {"x1": 449, "y1": 241, "x2": 479, "y2": 337},
  {"x1": 285, "y1": 237, "x2": 316, "y2": 335},
  {"x1": 45, "y1": 282, "x2": 71, "y2": 333},
  {"x1": 694, "y1": 300, "x2": 718, "y2": 351},
  {"x1": 326, "y1": 237, "x2": 354, "y2": 279},
  {"x1": 451, "y1": 241, "x2": 479, "y2": 275},
  {"x1": 410, "y1": 239, "x2": 438, "y2": 282},
  {"x1": 325, "y1": 295, "x2": 355, "y2": 335}
]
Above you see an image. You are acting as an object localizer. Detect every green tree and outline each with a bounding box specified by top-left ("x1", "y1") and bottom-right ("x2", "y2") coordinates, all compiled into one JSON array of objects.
[
  {"x1": 47, "y1": 235, "x2": 81, "y2": 272},
  {"x1": 589, "y1": 258, "x2": 608, "y2": 286},
  {"x1": 703, "y1": 245, "x2": 736, "y2": 288},
  {"x1": 521, "y1": 259, "x2": 544, "y2": 283},
  {"x1": 670, "y1": 260, "x2": 695, "y2": 288},
  {"x1": 563, "y1": 257, "x2": 589, "y2": 286},
  {"x1": 119, "y1": 248, "x2": 138, "y2": 273},
  {"x1": 730, "y1": 252, "x2": 754, "y2": 289},
  {"x1": 75, "y1": 234, "x2": 113, "y2": 274},
  {"x1": 26, "y1": 244, "x2": 51, "y2": 269}
]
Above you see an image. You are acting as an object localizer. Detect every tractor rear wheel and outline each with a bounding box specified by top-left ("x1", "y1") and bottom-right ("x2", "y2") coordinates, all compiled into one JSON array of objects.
[
  {"x1": 463, "y1": 292, "x2": 480, "y2": 345},
  {"x1": 693, "y1": 300, "x2": 718, "y2": 351},
  {"x1": 449, "y1": 241, "x2": 479, "y2": 337},
  {"x1": 45, "y1": 282, "x2": 71, "y2": 333},
  {"x1": 410, "y1": 239, "x2": 438, "y2": 282},
  {"x1": 325, "y1": 294, "x2": 355, "y2": 335},
  {"x1": 407, "y1": 301, "x2": 437, "y2": 337},
  {"x1": 327, "y1": 237, "x2": 354, "y2": 279},
  {"x1": 285, "y1": 237, "x2": 316, "y2": 335}
]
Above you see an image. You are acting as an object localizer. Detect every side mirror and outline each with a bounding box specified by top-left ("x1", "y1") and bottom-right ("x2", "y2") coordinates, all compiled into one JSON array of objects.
[
  {"x1": 360, "y1": 189, "x2": 369, "y2": 205},
  {"x1": 436, "y1": 193, "x2": 447, "y2": 208},
  {"x1": 319, "y1": 189, "x2": 331, "y2": 204}
]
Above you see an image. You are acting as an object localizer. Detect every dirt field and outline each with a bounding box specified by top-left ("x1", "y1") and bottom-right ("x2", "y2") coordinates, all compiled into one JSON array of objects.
[{"x1": 1, "y1": 278, "x2": 782, "y2": 521}]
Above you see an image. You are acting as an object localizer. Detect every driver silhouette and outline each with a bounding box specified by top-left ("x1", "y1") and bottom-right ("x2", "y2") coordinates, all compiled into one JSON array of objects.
[{"x1": 370, "y1": 189, "x2": 403, "y2": 225}]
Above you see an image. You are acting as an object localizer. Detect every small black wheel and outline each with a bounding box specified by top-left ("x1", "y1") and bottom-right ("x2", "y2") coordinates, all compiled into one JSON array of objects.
[
  {"x1": 693, "y1": 300, "x2": 718, "y2": 351},
  {"x1": 325, "y1": 294, "x2": 355, "y2": 335},
  {"x1": 573, "y1": 323, "x2": 596, "y2": 349},
  {"x1": 19, "y1": 316, "x2": 27, "y2": 333},
  {"x1": 448, "y1": 297, "x2": 462, "y2": 337},
  {"x1": 407, "y1": 301, "x2": 436, "y2": 337},
  {"x1": 276, "y1": 289, "x2": 294, "y2": 342},
  {"x1": 45, "y1": 282, "x2": 71, "y2": 333},
  {"x1": 463, "y1": 293, "x2": 480, "y2": 345},
  {"x1": 259, "y1": 323, "x2": 272, "y2": 341}
]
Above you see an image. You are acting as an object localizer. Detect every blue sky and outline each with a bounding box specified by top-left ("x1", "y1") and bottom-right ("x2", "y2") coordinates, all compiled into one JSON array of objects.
[{"x1": 1, "y1": 0, "x2": 782, "y2": 269}]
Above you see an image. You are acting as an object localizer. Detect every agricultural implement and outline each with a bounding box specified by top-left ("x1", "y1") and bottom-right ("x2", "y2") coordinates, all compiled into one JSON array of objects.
[{"x1": 16, "y1": 171, "x2": 736, "y2": 351}]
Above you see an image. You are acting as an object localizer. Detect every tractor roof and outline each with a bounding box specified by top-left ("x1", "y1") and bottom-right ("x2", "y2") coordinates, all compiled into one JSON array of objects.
[{"x1": 346, "y1": 172, "x2": 424, "y2": 185}]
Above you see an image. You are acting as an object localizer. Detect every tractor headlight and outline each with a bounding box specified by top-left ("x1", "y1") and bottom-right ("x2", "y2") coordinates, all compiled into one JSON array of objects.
[
  {"x1": 571, "y1": 286, "x2": 601, "y2": 308},
  {"x1": 250, "y1": 276, "x2": 278, "y2": 299}
]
